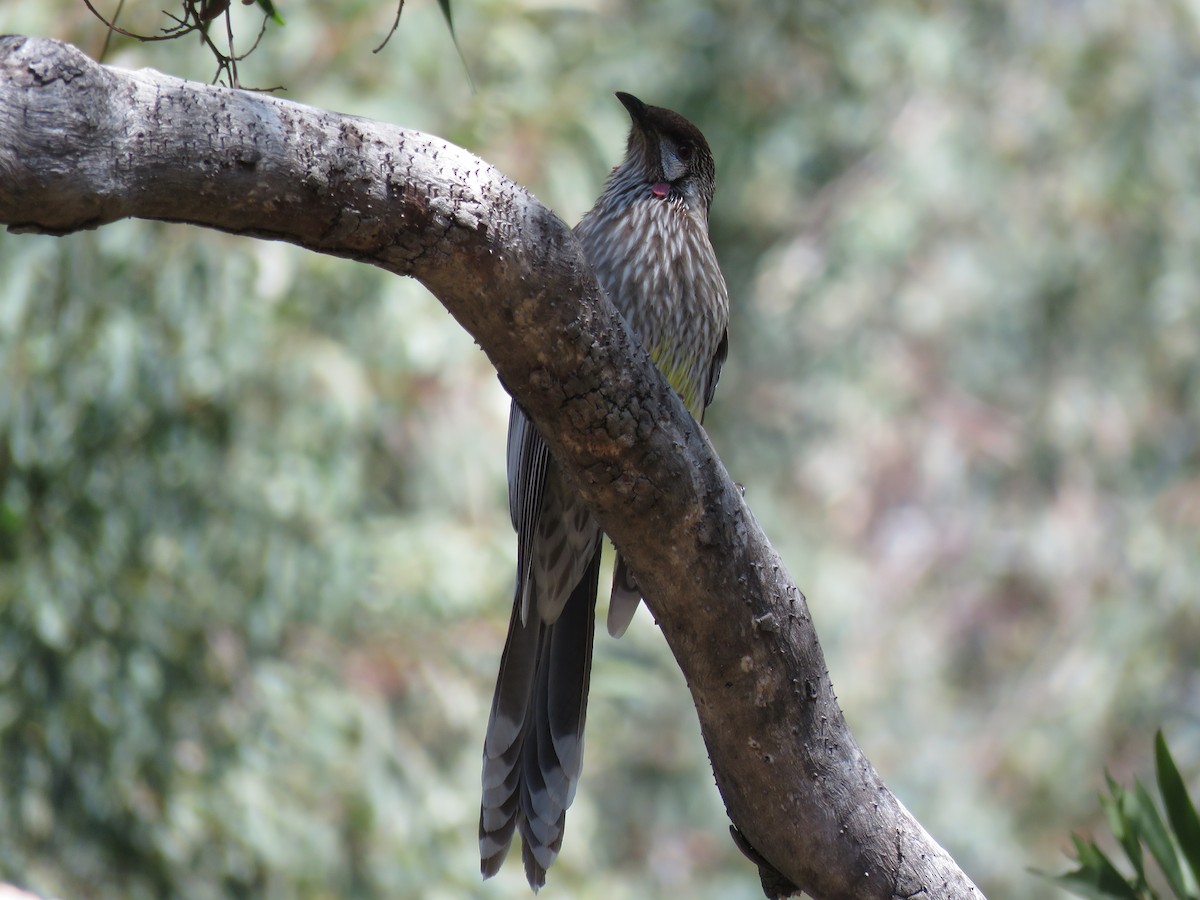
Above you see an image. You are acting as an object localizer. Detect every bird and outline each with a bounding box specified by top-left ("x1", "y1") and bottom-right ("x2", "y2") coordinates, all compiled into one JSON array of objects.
[{"x1": 479, "y1": 91, "x2": 730, "y2": 891}]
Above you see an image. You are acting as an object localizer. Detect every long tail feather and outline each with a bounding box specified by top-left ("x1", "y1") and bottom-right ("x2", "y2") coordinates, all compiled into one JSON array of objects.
[{"x1": 480, "y1": 545, "x2": 601, "y2": 890}]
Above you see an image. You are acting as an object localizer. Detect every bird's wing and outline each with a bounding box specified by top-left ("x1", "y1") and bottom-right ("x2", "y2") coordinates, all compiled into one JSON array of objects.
[
  {"x1": 701, "y1": 326, "x2": 729, "y2": 423},
  {"x1": 507, "y1": 400, "x2": 551, "y2": 625}
]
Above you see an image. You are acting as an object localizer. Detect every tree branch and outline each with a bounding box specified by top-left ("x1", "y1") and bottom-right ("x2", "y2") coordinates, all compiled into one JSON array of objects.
[{"x1": 0, "y1": 36, "x2": 983, "y2": 899}]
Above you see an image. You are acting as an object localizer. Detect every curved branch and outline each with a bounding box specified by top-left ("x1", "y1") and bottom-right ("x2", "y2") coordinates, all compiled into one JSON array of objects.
[{"x1": 0, "y1": 36, "x2": 983, "y2": 900}]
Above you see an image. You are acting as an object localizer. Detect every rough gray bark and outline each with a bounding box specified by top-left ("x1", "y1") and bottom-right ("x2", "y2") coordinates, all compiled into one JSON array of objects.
[{"x1": 0, "y1": 35, "x2": 984, "y2": 900}]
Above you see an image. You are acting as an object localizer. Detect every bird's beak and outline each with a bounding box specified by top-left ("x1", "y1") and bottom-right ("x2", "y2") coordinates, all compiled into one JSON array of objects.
[{"x1": 615, "y1": 91, "x2": 650, "y2": 129}]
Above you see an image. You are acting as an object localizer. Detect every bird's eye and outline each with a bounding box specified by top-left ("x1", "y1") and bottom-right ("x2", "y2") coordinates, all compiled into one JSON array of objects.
[{"x1": 677, "y1": 142, "x2": 695, "y2": 163}]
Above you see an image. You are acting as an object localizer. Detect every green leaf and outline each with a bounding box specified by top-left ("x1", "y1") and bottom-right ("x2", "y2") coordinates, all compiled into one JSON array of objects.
[
  {"x1": 1103, "y1": 772, "x2": 1147, "y2": 886},
  {"x1": 1055, "y1": 870, "x2": 1141, "y2": 900},
  {"x1": 1130, "y1": 778, "x2": 1190, "y2": 899},
  {"x1": 256, "y1": 0, "x2": 286, "y2": 26},
  {"x1": 433, "y1": 0, "x2": 474, "y2": 88},
  {"x1": 1054, "y1": 834, "x2": 1142, "y2": 900},
  {"x1": 1155, "y1": 731, "x2": 1200, "y2": 892}
]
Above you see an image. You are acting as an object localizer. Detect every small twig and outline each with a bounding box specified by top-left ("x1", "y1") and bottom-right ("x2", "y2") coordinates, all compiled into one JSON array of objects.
[
  {"x1": 96, "y1": 0, "x2": 126, "y2": 60},
  {"x1": 83, "y1": 0, "x2": 278, "y2": 90},
  {"x1": 82, "y1": 0, "x2": 202, "y2": 42},
  {"x1": 222, "y1": 5, "x2": 238, "y2": 86},
  {"x1": 373, "y1": 0, "x2": 406, "y2": 54}
]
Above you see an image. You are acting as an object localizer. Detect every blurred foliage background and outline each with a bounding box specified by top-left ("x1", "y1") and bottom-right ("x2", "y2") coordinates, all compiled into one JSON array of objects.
[{"x1": 1, "y1": 1, "x2": 1199, "y2": 897}]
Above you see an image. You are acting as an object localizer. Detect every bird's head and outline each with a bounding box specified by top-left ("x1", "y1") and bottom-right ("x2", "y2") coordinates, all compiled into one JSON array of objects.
[{"x1": 615, "y1": 91, "x2": 716, "y2": 213}]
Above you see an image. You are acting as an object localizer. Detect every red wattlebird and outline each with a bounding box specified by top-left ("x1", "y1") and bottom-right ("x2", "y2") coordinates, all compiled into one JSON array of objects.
[{"x1": 480, "y1": 92, "x2": 730, "y2": 891}]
